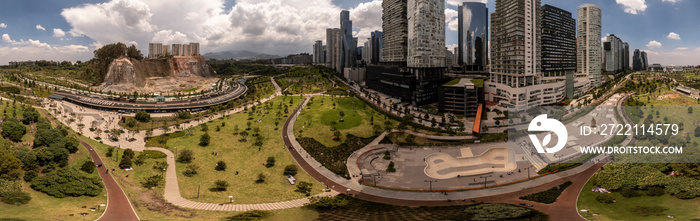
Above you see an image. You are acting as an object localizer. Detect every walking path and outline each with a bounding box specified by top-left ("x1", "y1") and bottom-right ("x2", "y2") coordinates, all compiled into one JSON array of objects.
[
  {"x1": 38, "y1": 108, "x2": 140, "y2": 221},
  {"x1": 148, "y1": 147, "x2": 337, "y2": 211}
]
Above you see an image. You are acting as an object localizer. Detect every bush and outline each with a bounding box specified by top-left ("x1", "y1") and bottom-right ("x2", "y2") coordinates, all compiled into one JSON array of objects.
[
  {"x1": 645, "y1": 186, "x2": 665, "y2": 196},
  {"x1": 126, "y1": 118, "x2": 137, "y2": 128},
  {"x1": 119, "y1": 155, "x2": 132, "y2": 169},
  {"x1": 106, "y1": 147, "x2": 114, "y2": 157},
  {"x1": 463, "y1": 203, "x2": 538, "y2": 221},
  {"x1": 80, "y1": 161, "x2": 95, "y2": 173},
  {"x1": 30, "y1": 168, "x2": 103, "y2": 198},
  {"x1": 133, "y1": 153, "x2": 147, "y2": 166},
  {"x1": 177, "y1": 149, "x2": 193, "y2": 163},
  {"x1": 595, "y1": 194, "x2": 615, "y2": 204},
  {"x1": 519, "y1": 181, "x2": 572, "y2": 204},
  {"x1": 283, "y1": 165, "x2": 298, "y2": 176},
  {"x1": 256, "y1": 173, "x2": 266, "y2": 183},
  {"x1": 152, "y1": 161, "x2": 168, "y2": 171},
  {"x1": 215, "y1": 161, "x2": 227, "y2": 171},
  {"x1": 223, "y1": 210, "x2": 272, "y2": 221},
  {"x1": 141, "y1": 175, "x2": 163, "y2": 189},
  {"x1": 386, "y1": 161, "x2": 396, "y2": 172},
  {"x1": 143, "y1": 150, "x2": 166, "y2": 159},
  {"x1": 23, "y1": 171, "x2": 38, "y2": 182},
  {"x1": 265, "y1": 157, "x2": 275, "y2": 168},
  {"x1": 619, "y1": 187, "x2": 641, "y2": 198},
  {"x1": 296, "y1": 181, "x2": 312, "y2": 193},
  {"x1": 0, "y1": 191, "x2": 32, "y2": 205},
  {"x1": 134, "y1": 111, "x2": 151, "y2": 123},
  {"x1": 297, "y1": 134, "x2": 376, "y2": 176},
  {"x1": 183, "y1": 165, "x2": 198, "y2": 176},
  {"x1": 630, "y1": 205, "x2": 667, "y2": 217},
  {"x1": 177, "y1": 112, "x2": 192, "y2": 119},
  {"x1": 199, "y1": 133, "x2": 211, "y2": 146},
  {"x1": 214, "y1": 180, "x2": 229, "y2": 191},
  {"x1": 305, "y1": 195, "x2": 349, "y2": 210}
]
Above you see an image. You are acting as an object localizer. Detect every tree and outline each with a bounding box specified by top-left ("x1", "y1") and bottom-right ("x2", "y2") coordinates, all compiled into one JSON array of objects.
[
  {"x1": 296, "y1": 181, "x2": 313, "y2": 193},
  {"x1": 265, "y1": 157, "x2": 276, "y2": 168},
  {"x1": 284, "y1": 165, "x2": 298, "y2": 176},
  {"x1": 214, "y1": 180, "x2": 229, "y2": 191},
  {"x1": 30, "y1": 168, "x2": 103, "y2": 198},
  {"x1": 126, "y1": 44, "x2": 143, "y2": 60},
  {"x1": 201, "y1": 123, "x2": 209, "y2": 132},
  {"x1": 256, "y1": 173, "x2": 266, "y2": 183},
  {"x1": 119, "y1": 155, "x2": 132, "y2": 169},
  {"x1": 0, "y1": 148, "x2": 23, "y2": 180},
  {"x1": 215, "y1": 161, "x2": 227, "y2": 171},
  {"x1": 141, "y1": 175, "x2": 163, "y2": 189},
  {"x1": 80, "y1": 161, "x2": 95, "y2": 173},
  {"x1": 22, "y1": 108, "x2": 40, "y2": 124},
  {"x1": 134, "y1": 111, "x2": 151, "y2": 123},
  {"x1": 405, "y1": 134, "x2": 416, "y2": 145},
  {"x1": 2, "y1": 118, "x2": 26, "y2": 142},
  {"x1": 200, "y1": 133, "x2": 211, "y2": 146},
  {"x1": 177, "y1": 149, "x2": 194, "y2": 163},
  {"x1": 183, "y1": 164, "x2": 199, "y2": 176}
]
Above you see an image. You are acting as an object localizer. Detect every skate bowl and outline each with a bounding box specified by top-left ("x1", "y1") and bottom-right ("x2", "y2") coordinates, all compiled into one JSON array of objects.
[{"x1": 424, "y1": 148, "x2": 516, "y2": 179}]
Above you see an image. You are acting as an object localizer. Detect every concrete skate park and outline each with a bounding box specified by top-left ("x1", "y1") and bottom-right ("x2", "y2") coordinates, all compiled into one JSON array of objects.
[{"x1": 356, "y1": 142, "x2": 534, "y2": 191}]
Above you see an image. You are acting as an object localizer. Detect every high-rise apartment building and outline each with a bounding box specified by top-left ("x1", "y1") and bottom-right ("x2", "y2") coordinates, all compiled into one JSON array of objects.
[
  {"x1": 407, "y1": 0, "x2": 445, "y2": 68},
  {"x1": 326, "y1": 28, "x2": 342, "y2": 71},
  {"x1": 189, "y1": 43, "x2": 200, "y2": 56},
  {"x1": 542, "y1": 4, "x2": 576, "y2": 74},
  {"x1": 148, "y1": 43, "x2": 163, "y2": 58},
  {"x1": 183, "y1": 44, "x2": 191, "y2": 57},
  {"x1": 577, "y1": 4, "x2": 602, "y2": 87},
  {"x1": 162, "y1": 45, "x2": 170, "y2": 57},
  {"x1": 623, "y1": 42, "x2": 630, "y2": 71},
  {"x1": 458, "y1": 2, "x2": 488, "y2": 71},
  {"x1": 171, "y1": 44, "x2": 182, "y2": 56},
  {"x1": 313, "y1": 40, "x2": 324, "y2": 65},
  {"x1": 381, "y1": 0, "x2": 408, "y2": 63}
]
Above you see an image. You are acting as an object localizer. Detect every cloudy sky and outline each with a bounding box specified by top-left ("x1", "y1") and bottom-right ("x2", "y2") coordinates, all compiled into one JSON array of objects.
[{"x1": 1, "y1": 0, "x2": 699, "y2": 66}]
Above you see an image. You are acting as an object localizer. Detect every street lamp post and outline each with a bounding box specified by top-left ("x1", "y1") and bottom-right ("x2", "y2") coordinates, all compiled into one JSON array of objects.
[
  {"x1": 525, "y1": 166, "x2": 533, "y2": 179},
  {"x1": 479, "y1": 175, "x2": 492, "y2": 188},
  {"x1": 161, "y1": 168, "x2": 166, "y2": 177},
  {"x1": 229, "y1": 196, "x2": 233, "y2": 203},
  {"x1": 174, "y1": 147, "x2": 177, "y2": 159},
  {"x1": 424, "y1": 180, "x2": 437, "y2": 192}
]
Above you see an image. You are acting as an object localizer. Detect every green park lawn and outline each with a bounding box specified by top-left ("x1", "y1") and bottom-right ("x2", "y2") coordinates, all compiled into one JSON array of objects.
[
  {"x1": 280, "y1": 76, "x2": 332, "y2": 94},
  {"x1": 165, "y1": 95, "x2": 323, "y2": 204},
  {"x1": 577, "y1": 178, "x2": 700, "y2": 220},
  {"x1": 630, "y1": 86, "x2": 697, "y2": 107},
  {"x1": 294, "y1": 96, "x2": 398, "y2": 148}
]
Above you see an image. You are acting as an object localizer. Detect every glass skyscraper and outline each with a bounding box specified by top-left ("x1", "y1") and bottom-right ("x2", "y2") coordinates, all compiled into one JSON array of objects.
[{"x1": 458, "y1": 2, "x2": 488, "y2": 71}]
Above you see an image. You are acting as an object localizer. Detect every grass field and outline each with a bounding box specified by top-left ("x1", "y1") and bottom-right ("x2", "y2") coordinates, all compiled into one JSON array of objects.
[
  {"x1": 279, "y1": 76, "x2": 332, "y2": 94},
  {"x1": 577, "y1": 178, "x2": 700, "y2": 220},
  {"x1": 630, "y1": 86, "x2": 697, "y2": 107},
  {"x1": 294, "y1": 96, "x2": 398, "y2": 147},
  {"x1": 164, "y1": 95, "x2": 323, "y2": 204}
]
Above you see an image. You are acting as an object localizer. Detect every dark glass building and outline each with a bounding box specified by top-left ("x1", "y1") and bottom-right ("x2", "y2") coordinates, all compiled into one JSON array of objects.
[
  {"x1": 365, "y1": 65, "x2": 415, "y2": 103},
  {"x1": 458, "y1": 2, "x2": 488, "y2": 71},
  {"x1": 542, "y1": 4, "x2": 576, "y2": 75}
]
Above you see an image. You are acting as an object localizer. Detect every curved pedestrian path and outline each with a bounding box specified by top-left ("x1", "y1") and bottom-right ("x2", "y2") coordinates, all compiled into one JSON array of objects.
[{"x1": 148, "y1": 147, "x2": 337, "y2": 211}]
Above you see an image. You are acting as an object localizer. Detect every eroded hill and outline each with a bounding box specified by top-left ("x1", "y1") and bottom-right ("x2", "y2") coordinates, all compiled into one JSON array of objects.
[{"x1": 97, "y1": 56, "x2": 218, "y2": 93}]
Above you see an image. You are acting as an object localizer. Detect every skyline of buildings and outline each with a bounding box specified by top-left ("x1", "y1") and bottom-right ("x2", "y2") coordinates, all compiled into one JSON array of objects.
[{"x1": 148, "y1": 42, "x2": 200, "y2": 58}]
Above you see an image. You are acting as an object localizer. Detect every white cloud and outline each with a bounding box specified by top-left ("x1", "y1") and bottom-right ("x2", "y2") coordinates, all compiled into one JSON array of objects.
[
  {"x1": 676, "y1": 47, "x2": 689, "y2": 50},
  {"x1": 0, "y1": 23, "x2": 6, "y2": 28},
  {"x1": 2, "y1": 34, "x2": 14, "y2": 43},
  {"x1": 349, "y1": 0, "x2": 382, "y2": 42},
  {"x1": 666, "y1": 32, "x2": 681, "y2": 40},
  {"x1": 151, "y1": 30, "x2": 190, "y2": 45},
  {"x1": 445, "y1": 8, "x2": 458, "y2": 31},
  {"x1": 61, "y1": 0, "x2": 155, "y2": 48},
  {"x1": 446, "y1": 44, "x2": 458, "y2": 52},
  {"x1": 36, "y1": 24, "x2": 45, "y2": 31},
  {"x1": 446, "y1": 0, "x2": 487, "y2": 6},
  {"x1": 646, "y1": 40, "x2": 662, "y2": 48},
  {"x1": 662, "y1": 0, "x2": 679, "y2": 3},
  {"x1": 53, "y1": 28, "x2": 66, "y2": 38},
  {"x1": 616, "y1": 0, "x2": 647, "y2": 15}
]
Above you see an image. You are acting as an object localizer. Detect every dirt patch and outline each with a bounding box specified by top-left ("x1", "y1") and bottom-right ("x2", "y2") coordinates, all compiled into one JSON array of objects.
[{"x1": 135, "y1": 191, "x2": 197, "y2": 218}]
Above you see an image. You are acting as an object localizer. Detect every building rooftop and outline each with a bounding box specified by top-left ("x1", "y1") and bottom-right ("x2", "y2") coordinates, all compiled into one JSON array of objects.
[{"x1": 444, "y1": 78, "x2": 480, "y2": 87}]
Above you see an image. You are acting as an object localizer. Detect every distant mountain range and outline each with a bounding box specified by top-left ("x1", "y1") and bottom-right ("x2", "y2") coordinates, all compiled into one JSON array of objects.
[{"x1": 203, "y1": 50, "x2": 280, "y2": 60}]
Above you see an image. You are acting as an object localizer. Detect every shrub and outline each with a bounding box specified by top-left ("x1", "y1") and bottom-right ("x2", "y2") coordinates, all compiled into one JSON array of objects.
[
  {"x1": 386, "y1": 161, "x2": 396, "y2": 172},
  {"x1": 215, "y1": 161, "x2": 227, "y2": 171},
  {"x1": 152, "y1": 161, "x2": 168, "y2": 171},
  {"x1": 283, "y1": 165, "x2": 298, "y2": 176},
  {"x1": 630, "y1": 205, "x2": 667, "y2": 217},
  {"x1": 305, "y1": 195, "x2": 349, "y2": 210},
  {"x1": 23, "y1": 171, "x2": 38, "y2": 182},
  {"x1": 30, "y1": 168, "x2": 103, "y2": 198},
  {"x1": 619, "y1": 187, "x2": 641, "y2": 198},
  {"x1": 595, "y1": 194, "x2": 615, "y2": 204},
  {"x1": 143, "y1": 150, "x2": 167, "y2": 159},
  {"x1": 133, "y1": 153, "x2": 147, "y2": 166},
  {"x1": 645, "y1": 186, "x2": 665, "y2": 196},
  {"x1": 177, "y1": 149, "x2": 193, "y2": 163},
  {"x1": 223, "y1": 210, "x2": 272, "y2": 221},
  {"x1": 256, "y1": 173, "x2": 266, "y2": 183},
  {"x1": 177, "y1": 112, "x2": 192, "y2": 119},
  {"x1": 141, "y1": 175, "x2": 163, "y2": 189},
  {"x1": 296, "y1": 181, "x2": 312, "y2": 193},
  {"x1": 80, "y1": 161, "x2": 95, "y2": 173},
  {"x1": 265, "y1": 157, "x2": 275, "y2": 168},
  {"x1": 106, "y1": 147, "x2": 114, "y2": 157},
  {"x1": 199, "y1": 133, "x2": 211, "y2": 146},
  {"x1": 201, "y1": 123, "x2": 209, "y2": 132},
  {"x1": 214, "y1": 180, "x2": 229, "y2": 191},
  {"x1": 0, "y1": 191, "x2": 32, "y2": 205},
  {"x1": 119, "y1": 155, "x2": 132, "y2": 169},
  {"x1": 126, "y1": 118, "x2": 137, "y2": 128},
  {"x1": 519, "y1": 181, "x2": 572, "y2": 204},
  {"x1": 183, "y1": 165, "x2": 198, "y2": 176},
  {"x1": 134, "y1": 111, "x2": 151, "y2": 123}
]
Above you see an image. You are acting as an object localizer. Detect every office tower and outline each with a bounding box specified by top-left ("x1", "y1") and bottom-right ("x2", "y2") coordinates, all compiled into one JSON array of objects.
[
  {"x1": 623, "y1": 42, "x2": 630, "y2": 71},
  {"x1": 407, "y1": 0, "x2": 446, "y2": 68},
  {"x1": 190, "y1": 43, "x2": 200, "y2": 55},
  {"x1": 370, "y1": 31, "x2": 384, "y2": 64},
  {"x1": 381, "y1": 0, "x2": 408, "y2": 63},
  {"x1": 326, "y1": 28, "x2": 342, "y2": 71},
  {"x1": 445, "y1": 48, "x2": 453, "y2": 67},
  {"x1": 633, "y1": 49, "x2": 642, "y2": 71},
  {"x1": 577, "y1": 4, "x2": 602, "y2": 87},
  {"x1": 542, "y1": 4, "x2": 575, "y2": 74},
  {"x1": 641, "y1": 51, "x2": 648, "y2": 70},
  {"x1": 458, "y1": 2, "x2": 488, "y2": 71},
  {"x1": 604, "y1": 34, "x2": 624, "y2": 73},
  {"x1": 340, "y1": 10, "x2": 356, "y2": 70},
  {"x1": 313, "y1": 40, "x2": 323, "y2": 64}
]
